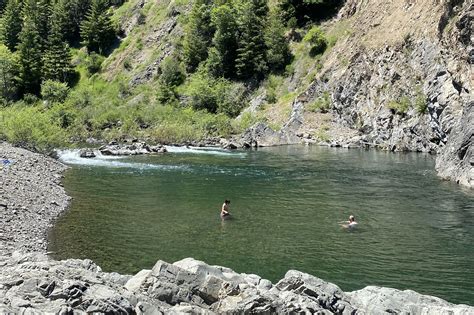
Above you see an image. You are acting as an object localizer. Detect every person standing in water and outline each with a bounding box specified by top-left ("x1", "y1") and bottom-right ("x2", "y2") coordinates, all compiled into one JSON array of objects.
[
  {"x1": 340, "y1": 215, "x2": 358, "y2": 229},
  {"x1": 221, "y1": 200, "x2": 231, "y2": 218}
]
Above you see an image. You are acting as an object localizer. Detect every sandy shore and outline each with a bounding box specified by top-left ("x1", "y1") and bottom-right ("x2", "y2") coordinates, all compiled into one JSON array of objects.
[{"x1": 0, "y1": 142, "x2": 70, "y2": 256}]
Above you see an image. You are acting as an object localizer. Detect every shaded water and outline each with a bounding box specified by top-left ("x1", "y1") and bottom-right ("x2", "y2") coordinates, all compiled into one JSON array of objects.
[{"x1": 49, "y1": 146, "x2": 474, "y2": 304}]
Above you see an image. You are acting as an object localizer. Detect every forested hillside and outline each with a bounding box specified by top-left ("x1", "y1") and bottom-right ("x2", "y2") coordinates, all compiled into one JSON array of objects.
[{"x1": 0, "y1": 0, "x2": 341, "y2": 150}]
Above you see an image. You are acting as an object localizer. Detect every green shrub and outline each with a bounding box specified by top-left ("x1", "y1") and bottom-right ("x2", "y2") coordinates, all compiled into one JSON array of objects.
[
  {"x1": 388, "y1": 96, "x2": 410, "y2": 114},
  {"x1": 415, "y1": 91, "x2": 427, "y2": 114},
  {"x1": 160, "y1": 56, "x2": 186, "y2": 87},
  {"x1": 307, "y1": 91, "x2": 331, "y2": 113},
  {"x1": 86, "y1": 53, "x2": 105, "y2": 75},
  {"x1": 41, "y1": 80, "x2": 69, "y2": 104},
  {"x1": 0, "y1": 105, "x2": 66, "y2": 151},
  {"x1": 304, "y1": 26, "x2": 327, "y2": 57}
]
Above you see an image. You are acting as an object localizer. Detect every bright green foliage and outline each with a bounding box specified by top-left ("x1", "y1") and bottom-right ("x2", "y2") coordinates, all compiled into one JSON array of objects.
[
  {"x1": 41, "y1": 80, "x2": 69, "y2": 104},
  {"x1": 387, "y1": 96, "x2": 410, "y2": 114},
  {"x1": 22, "y1": 0, "x2": 51, "y2": 50},
  {"x1": 307, "y1": 91, "x2": 331, "y2": 112},
  {"x1": 0, "y1": 0, "x2": 23, "y2": 51},
  {"x1": 0, "y1": 105, "x2": 66, "y2": 151},
  {"x1": 160, "y1": 56, "x2": 185, "y2": 87},
  {"x1": 304, "y1": 26, "x2": 327, "y2": 56},
  {"x1": 183, "y1": 0, "x2": 213, "y2": 71},
  {"x1": 415, "y1": 91, "x2": 427, "y2": 114},
  {"x1": 235, "y1": 0, "x2": 268, "y2": 79},
  {"x1": 210, "y1": 3, "x2": 238, "y2": 78},
  {"x1": 85, "y1": 52, "x2": 105, "y2": 75},
  {"x1": 183, "y1": 70, "x2": 246, "y2": 117},
  {"x1": 265, "y1": 9, "x2": 291, "y2": 71},
  {"x1": 17, "y1": 16, "x2": 43, "y2": 95},
  {"x1": 42, "y1": 14, "x2": 73, "y2": 83},
  {"x1": 0, "y1": 44, "x2": 19, "y2": 100},
  {"x1": 80, "y1": 0, "x2": 115, "y2": 54}
]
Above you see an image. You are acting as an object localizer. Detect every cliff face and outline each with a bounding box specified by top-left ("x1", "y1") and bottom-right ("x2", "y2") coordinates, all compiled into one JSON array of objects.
[{"x1": 279, "y1": 0, "x2": 473, "y2": 188}]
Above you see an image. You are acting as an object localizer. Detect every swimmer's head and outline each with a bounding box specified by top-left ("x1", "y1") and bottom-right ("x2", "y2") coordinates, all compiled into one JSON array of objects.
[
  {"x1": 349, "y1": 215, "x2": 355, "y2": 221},
  {"x1": 224, "y1": 200, "x2": 230, "y2": 204}
]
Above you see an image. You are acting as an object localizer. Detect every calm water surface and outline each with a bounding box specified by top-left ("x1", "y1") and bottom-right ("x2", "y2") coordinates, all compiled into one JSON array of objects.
[{"x1": 49, "y1": 146, "x2": 474, "y2": 304}]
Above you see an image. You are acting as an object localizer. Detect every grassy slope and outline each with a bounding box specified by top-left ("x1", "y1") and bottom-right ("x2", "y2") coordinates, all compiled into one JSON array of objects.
[{"x1": 0, "y1": 0, "x2": 350, "y2": 151}]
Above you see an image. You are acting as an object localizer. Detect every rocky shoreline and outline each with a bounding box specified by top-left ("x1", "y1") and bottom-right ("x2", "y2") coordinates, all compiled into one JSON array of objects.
[{"x1": 1, "y1": 141, "x2": 473, "y2": 313}]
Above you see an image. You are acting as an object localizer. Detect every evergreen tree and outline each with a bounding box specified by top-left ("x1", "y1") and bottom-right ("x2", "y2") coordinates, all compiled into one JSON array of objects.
[
  {"x1": 17, "y1": 15, "x2": 43, "y2": 95},
  {"x1": 42, "y1": 11, "x2": 73, "y2": 83},
  {"x1": 65, "y1": 0, "x2": 92, "y2": 44},
  {"x1": 210, "y1": 3, "x2": 238, "y2": 78},
  {"x1": 235, "y1": 0, "x2": 268, "y2": 80},
  {"x1": 80, "y1": 0, "x2": 115, "y2": 54},
  {"x1": 265, "y1": 9, "x2": 291, "y2": 71},
  {"x1": 0, "y1": 0, "x2": 7, "y2": 13},
  {"x1": 22, "y1": 0, "x2": 51, "y2": 50},
  {"x1": 183, "y1": 0, "x2": 213, "y2": 72},
  {"x1": 0, "y1": 0, "x2": 23, "y2": 51},
  {"x1": 0, "y1": 43, "x2": 19, "y2": 100}
]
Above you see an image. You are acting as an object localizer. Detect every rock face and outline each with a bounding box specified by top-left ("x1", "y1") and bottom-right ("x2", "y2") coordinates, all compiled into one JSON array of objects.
[
  {"x1": 436, "y1": 100, "x2": 474, "y2": 187},
  {"x1": 1, "y1": 254, "x2": 472, "y2": 314},
  {"x1": 262, "y1": 0, "x2": 473, "y2": 187}
]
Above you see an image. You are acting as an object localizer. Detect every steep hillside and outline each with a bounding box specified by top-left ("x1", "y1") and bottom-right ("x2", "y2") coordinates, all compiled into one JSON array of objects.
[
  {"x1": 0, "y1": 0, "x2": 471, "y2": 187},
  {"x1": 239, "y1": 0, "x2": 473, "y2": 187}
]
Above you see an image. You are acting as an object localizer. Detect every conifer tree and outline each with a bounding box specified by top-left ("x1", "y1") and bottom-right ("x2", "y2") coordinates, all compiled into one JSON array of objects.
[
  {"x1": 265, "y1": 9, "x2": 291, "y2": 71},
  {"x1": 0, "y1": 0, "x2": 23, "y2": 51},
  {"x1": 17, "y1": 15, "x2": 43, "y2": 94},
  {"x1": 22, "y1": 0, "x2": 51, "y2": 50},
  {"x1": 235, "y1": 0, "x2": 268, "y2": 79},
  {"x1": 210, "y1": 3, "x2": 238, "y2": 78},
  {"x1": 0, "y1": 0, "x2": 7, "y2": 13},
  {"x1": 183, "y1": 0, "x2": 213, "y2": 71},
  {"x1": 42, "y1": 11, "x2": 73, "y2": 83},
  {"x1": 80, "y1": 0, "x2": 115, "y2": 54}
]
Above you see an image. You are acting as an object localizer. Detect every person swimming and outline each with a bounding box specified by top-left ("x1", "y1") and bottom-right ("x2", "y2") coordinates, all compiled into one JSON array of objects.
[
  {"x1": 221, "y1": 200, "x2": 231, "y2": 218},
  {"x1": 340, "y1": 215, "x2": 358, "y2": 229}
]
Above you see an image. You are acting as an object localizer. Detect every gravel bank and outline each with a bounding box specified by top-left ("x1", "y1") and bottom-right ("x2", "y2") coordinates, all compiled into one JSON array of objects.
[{"x1": 0, "y1": 142, "x2": 70, "y2": 255}]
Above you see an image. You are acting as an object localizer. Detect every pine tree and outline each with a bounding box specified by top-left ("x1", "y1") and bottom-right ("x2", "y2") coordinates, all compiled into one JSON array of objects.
[
  {"x1": 80, "y1": 0, "x2": 115, "y2": 54},
  {"x1": 0, "y1": 0, "x2": 23, "y2": 51},
  {"x1": 42, "y1": 11, "x2": 73, "y2": 83},
  {"x1": 17, "y1": 15, "x2": 43, "y2": 95},
  {"x1": 0, "y1": 0, "x2": 7, "y2": 13},
  {"x1": 265, "y1": 9, "x2": 291, "y2": 71},
  {"x1": 210, "y1": 3, "x2": 238, "y2": 78},
  {"x1": 235, "y1": 0, "x2": 268, "y2": 80},
  {"x1": 183, "y1": 0, "x2": 213, "y2": 72},
  {"x1": 22, "y1": 0, "x2": 51, "y2": 50}
]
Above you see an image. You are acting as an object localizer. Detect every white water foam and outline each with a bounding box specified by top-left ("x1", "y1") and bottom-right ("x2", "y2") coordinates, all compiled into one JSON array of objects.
[
  {"x1": 165, "y1": 146, "x2": 246, "y2": 156},
  {"x1": 57, "y1": 150, "x2": 185, "y2": 171}
]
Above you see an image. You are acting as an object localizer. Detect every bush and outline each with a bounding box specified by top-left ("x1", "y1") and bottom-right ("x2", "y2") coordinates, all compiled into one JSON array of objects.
[
  {"x1": 415, "y1": 92, "x2": 427, "y2": 114},
  {"x1": 307, "y1": 91, "x2": 331, "y2": 112},
  {"x1": 388, "y1": 96, "x2": 410, "y2": 114},
  {"x1": 0, "y1": 105, "x2": 66, "y2": 151},
  {"x1": 160, "y1": 56, "x2": 186, "y2": 87},
  {"x1": 304, "y1": 26, "x2": 327, "y2": 57},
  {"x1": 86, "y1": 53, "x2": 105, "y2": 75},
  {"x1": 41, "y1": 80, "x2": 69, "y2": 104}
]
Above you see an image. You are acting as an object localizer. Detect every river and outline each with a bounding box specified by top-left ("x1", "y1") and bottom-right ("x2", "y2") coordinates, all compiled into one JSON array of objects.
[{"x1": 49, "y1": 145, "x2": 474, "y2": 304}]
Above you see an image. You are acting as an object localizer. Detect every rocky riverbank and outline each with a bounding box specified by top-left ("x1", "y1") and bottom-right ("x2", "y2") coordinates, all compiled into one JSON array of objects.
[
  {"x1": 1, "y1": 253, "x2": 473, "y2": 314},
  {"x1": 0, "y1": 142, "x2": 70, "y2": 255},
  {"x1": 1, "y1": 141, "x2": 473, "y2": 313}
]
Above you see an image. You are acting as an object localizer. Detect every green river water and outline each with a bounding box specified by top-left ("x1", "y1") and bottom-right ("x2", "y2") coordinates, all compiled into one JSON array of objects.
[{"x1": 49, "y1": 145, "x2": 474, "y2": 305}]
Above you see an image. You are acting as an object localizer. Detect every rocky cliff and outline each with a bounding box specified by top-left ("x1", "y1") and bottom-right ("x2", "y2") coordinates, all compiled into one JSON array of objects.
[{"x1": 242, "y1": 0, "x2": 473, "y2": 188}]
